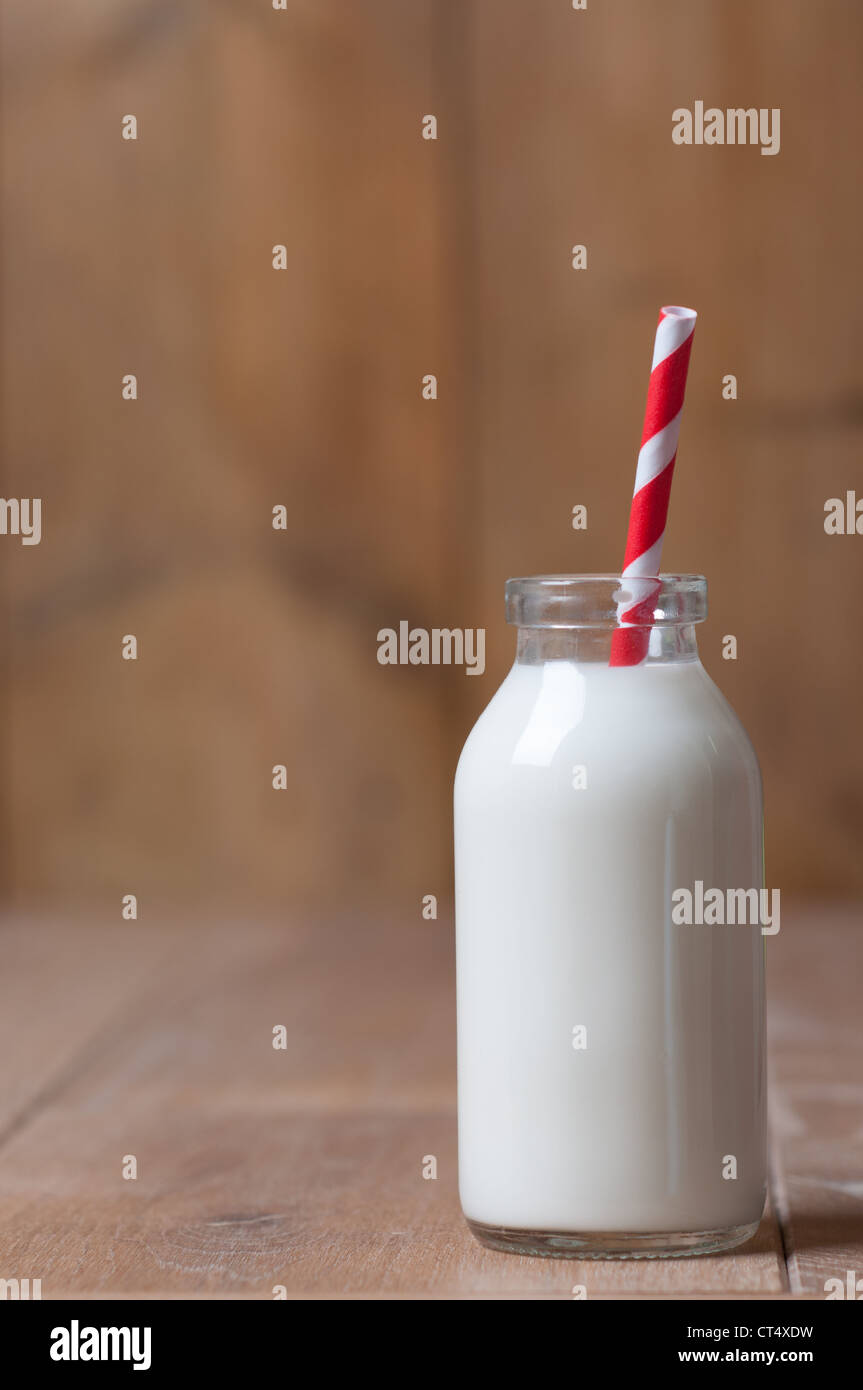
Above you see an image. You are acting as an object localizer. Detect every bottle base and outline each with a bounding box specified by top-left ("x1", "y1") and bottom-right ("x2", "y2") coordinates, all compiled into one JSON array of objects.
[{"x1": 467, "y1": 1217, "x2": 760, "y2": 1260}]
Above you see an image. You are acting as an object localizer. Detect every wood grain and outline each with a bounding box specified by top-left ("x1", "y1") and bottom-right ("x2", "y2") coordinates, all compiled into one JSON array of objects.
[
  {"x1": 766, "y1": 904, "x2": 863, "y2": 1297},
  {"x1": 0, "y1": 920, "x2": 175, "y2": 1138},
  {"x1": 3, "y1": 905, "x2": 857, "y2": 1298},
  {"x1": 462, "y1": 0, "x2": 863, "y2": 901},
  {"x1": 1, "y1": 0, "x2": 466, "y2": 916},
  {"x1": 2, "y1": 1, "x2": 863, "y2": 915}
]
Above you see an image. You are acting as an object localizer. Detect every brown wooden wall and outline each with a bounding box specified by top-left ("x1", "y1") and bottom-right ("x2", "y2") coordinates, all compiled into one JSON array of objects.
[{"x1": 3, "y1": 0, "x2": 862, "y2": 915}]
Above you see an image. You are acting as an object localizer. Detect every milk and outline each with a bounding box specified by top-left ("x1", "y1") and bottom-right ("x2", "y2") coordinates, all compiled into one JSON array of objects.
[{"x1": 455, "y1": 656, "x2": 766, "y2": 1248}]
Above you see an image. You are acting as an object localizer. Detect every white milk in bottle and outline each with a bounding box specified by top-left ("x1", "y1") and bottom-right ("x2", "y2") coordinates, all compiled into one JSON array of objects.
[{"x1": 454, "y1": 575, "x2": 766, "y2": 1257}]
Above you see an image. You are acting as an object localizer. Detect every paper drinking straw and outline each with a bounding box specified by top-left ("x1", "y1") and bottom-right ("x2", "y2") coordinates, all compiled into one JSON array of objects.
[{"x1": 609, "y1": 306, "x2": 697, "y2": 667}]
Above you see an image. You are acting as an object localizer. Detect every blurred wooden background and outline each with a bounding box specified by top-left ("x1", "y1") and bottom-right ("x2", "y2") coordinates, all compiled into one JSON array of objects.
[{"x1": 2, "y1": 0, "x2": 862, "y2": 916}]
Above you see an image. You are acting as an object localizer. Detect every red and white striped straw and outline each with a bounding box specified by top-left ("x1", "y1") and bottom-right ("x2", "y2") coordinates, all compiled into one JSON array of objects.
[{"x1": 609, "y1": 305, "x2": 697, "y2": 667}]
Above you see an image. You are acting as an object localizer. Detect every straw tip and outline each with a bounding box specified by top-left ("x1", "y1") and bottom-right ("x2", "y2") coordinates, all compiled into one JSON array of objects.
[{"x1": 661, "y1": 305, "x2": 698, "y2": 320}]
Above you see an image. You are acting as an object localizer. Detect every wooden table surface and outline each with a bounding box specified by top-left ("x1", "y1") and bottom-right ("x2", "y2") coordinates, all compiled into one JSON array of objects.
[{"x1": 0, "y1": 905, "x2": 859, "y2": 1300}]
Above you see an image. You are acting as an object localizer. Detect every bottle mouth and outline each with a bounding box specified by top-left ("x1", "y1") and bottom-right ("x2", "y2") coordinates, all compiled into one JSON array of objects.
[{"x1": 505, "y1": 574, "x2": 707, "y2": 629}]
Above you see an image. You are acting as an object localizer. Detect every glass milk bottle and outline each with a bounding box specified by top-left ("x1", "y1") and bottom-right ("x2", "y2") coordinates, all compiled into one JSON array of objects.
[{"x1": 454, "y1": 575, "x2": 766, "y2": 1258}]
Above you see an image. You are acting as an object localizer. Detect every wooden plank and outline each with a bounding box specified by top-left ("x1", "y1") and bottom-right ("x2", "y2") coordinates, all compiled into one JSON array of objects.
[
  {"x1": 0, "y1": 1114, "x2": 785, "y2": 1299},
  {"x1": 767, "y1": 905, "x2": 863, "y2": 1296},
  {"x1": 466, "y1": 0, "x2": 863, "y2": 899},
  {"x1": 0, "y1": 0, "x2": 464, "y2": 916},
  {"x1": 0, "y1": 917, "x2": 785, "y2": 1296},
  {"x1": 0, "y1": 919, "x2": 178, "y2": 1137}
]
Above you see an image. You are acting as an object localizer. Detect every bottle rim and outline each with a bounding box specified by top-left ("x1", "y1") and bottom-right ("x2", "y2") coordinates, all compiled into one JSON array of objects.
[{"x1": 505, "y1": 574, "x2": 707, "y2": 629}]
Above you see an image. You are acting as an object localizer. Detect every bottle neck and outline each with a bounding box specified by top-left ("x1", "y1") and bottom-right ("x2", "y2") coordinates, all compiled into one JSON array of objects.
[{"x1": 515, "y1": 624, "x2": 701, "y2": 665}]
